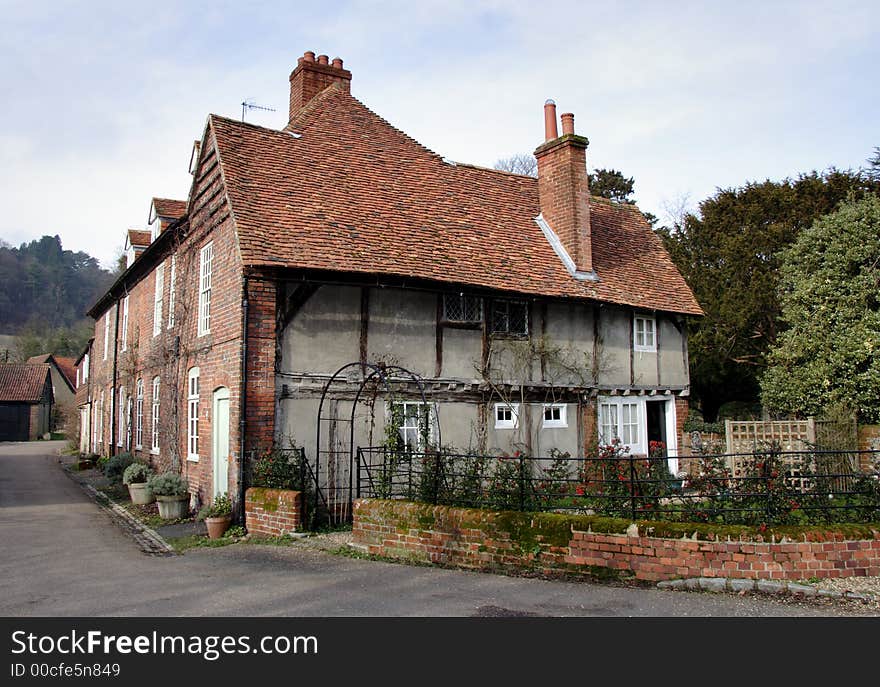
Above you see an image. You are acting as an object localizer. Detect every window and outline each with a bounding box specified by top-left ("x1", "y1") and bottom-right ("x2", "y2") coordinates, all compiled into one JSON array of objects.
[
  {"x1": 442, "y1": 293, "x2": 483, "y2": 323},
  {"x1": 494, "y1": 402, "x2": 519, "y2": 429},
  {"x1": 151, "y1": 377, "x2": 160, "y2": 453},
  {"x1": 117, "y1": 387, "x2": 126, "y2": 447},
  {"x1": 103, "y1": 310, "x2": 111, "y2": 361},
  {"x1": 167, "y1": 256, "x2": 177, "y2": 328},
  {"x1": 598, "y1": 398, "x2": 644, "y2": 454},
  {"x1": 76, "y1": 368, "x2": 80, "y2": 389},
  {"x1": 198, "y1": 242, "x2": 213, "y2": 336},
  {"x1": 187, "y1": 367, "x2": 200, "y2": 461},
  {"x1": 121, "y1": 296, "x2": 129, "y2": 352},
  {"x1": 491, "y1": 299, "x2": 528, "y2": 336},
  {"x1": 390, "y1": 402, "x2": 435, "y2": 450},
  {"x1": 95, "y1": 391, "x2": 103, "y2": 447},
  {"x1": 153, "y1": 263, "x2": 164, "y2": 337},
  {"x1": 542, "y1": 403, "x2": 567, "y2": 429},
  {"x1": 83, "y1": 353, "x2": 89, "y2": 381},
  {"x1": 634, "y1": 315, "x2": 656, "y2": 352},
  {"x1": 125, "y1": 395, "x2": 132, "y2": 450},
  {"x1": 134, "y1": 379, "x2": 144, "y2": 449}
]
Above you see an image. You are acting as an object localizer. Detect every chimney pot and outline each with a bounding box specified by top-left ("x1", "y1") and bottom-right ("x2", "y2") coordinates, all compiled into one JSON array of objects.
[
  {"x1": 332, "y1": 57, "x2": 344, "y2": 69},
  {"x1": 303, "y1": 51, "x2": 316, "y2": 62},
  {"x1": 288, "y1": 50, "x2": 352, "y2": 124},
  {"x1": 561, "y1": 112, "x2": 575, "y2": 136},
  {"x1": 544, "y1": 99, "x2": 558, "y2": 142},
  {"x1": 317, "y1": 54, "x2": 329, "y2": 65}
]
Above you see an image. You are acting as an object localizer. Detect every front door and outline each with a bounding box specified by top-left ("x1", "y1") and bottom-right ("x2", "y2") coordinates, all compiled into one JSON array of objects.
[{"x1": 212, "y1": 388, "x2": 230, "y2": 498}]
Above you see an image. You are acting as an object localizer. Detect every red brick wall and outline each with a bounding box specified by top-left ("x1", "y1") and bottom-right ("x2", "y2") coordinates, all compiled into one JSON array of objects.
[
  {"x1": 353, "y1": 499, "x2": 880, "y2": 583},
  {"x1": 86, "y1": 130, "x2": 251, "y2": 509},
  {"x1": 535, "y1": 134, "x2": 592, "y2": 273},
  {"x1": 245, "y1": 487, "x2": 302, "y2": 536}
]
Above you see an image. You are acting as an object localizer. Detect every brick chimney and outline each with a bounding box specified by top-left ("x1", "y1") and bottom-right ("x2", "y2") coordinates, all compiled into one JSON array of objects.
[
  {"x1": 534, "y1": 100, "x2": 594, "y2": 276},
  {"x1": 288, "y1": 51, "x2": 351, "y2": 124}
]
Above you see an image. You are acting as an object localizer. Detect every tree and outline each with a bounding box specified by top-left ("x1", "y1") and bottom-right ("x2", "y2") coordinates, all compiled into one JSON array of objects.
[
  {"x1": 867, "y1": 146, "x2": 880, "y2": 182},
  {"x1": 760, "y1": 196, "x2": 880, "y2": 423},
  {"x1": 661, "y1": 170, "x2": 880, "y2": 420},
  {"x1": 587, "y1": 169, "x2": 635, "y2": 204},
  {"x1": 493, "y1": 153, "x2": 537, "y2": 177}
]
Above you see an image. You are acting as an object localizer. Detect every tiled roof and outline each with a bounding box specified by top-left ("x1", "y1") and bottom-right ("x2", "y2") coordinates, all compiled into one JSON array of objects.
[
  {"x1": 153, "y1": 197, "x2": 187, "y2": 219},
  {"x1": 209, "y1": 88, "x2": 702, "y2": 315},
  {"x1": 0, "y1": 364, "x2": 50, "y2": 403},
  {"x1": 26, "y1": 354, "x2": 76, "y2": 390},
  {"x1": 127, "y1": 229, "x2": 152, "y2": 247}
]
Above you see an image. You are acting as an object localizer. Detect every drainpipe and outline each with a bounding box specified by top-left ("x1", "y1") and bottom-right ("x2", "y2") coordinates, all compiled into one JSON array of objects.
[
  {"x1": 110, "y1": 299, "x2": 120, "y2": 454},
  {"x1": 237, "y1": 276, "x2": 249, "y2": 524}
]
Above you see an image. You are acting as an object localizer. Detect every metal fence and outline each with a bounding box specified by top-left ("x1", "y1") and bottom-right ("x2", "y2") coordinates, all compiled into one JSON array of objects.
[{"x1": 355, "y1": 446, "x2": 880, "y2": 526}]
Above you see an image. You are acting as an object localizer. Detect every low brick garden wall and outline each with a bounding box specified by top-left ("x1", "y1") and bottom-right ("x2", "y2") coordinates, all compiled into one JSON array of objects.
[
  {"x1": 352, "y1": 499, "x2": 880, "y2": 582},
  {"x1": 245, "y1": 487, "x2": 302, "y2": 536}
]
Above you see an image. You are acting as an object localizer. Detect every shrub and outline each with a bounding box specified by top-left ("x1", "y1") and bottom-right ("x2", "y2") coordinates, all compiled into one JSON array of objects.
[
  {"x1": 103, "y1": 452, "x2": 137, "y2": 484},
  {"x1": 147, "y1": 472, "x2": 189, "y2": 497},
  {"x1": 250, "y1": 448, "x2": 304, "y2": 490},
  {"x1": 122, "y1": 462, "x2": 153, "y2": 485},
  {"x1": 198, "y1": 493, "x2": 232, "y2": 520}
]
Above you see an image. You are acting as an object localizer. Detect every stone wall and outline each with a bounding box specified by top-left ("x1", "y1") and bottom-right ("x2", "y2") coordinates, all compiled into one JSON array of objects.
[{"x1": 352, "y1": 498, "x2": 880, "y2": 582}]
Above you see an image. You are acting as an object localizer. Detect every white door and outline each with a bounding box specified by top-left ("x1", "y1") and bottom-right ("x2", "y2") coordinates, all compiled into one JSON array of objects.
[{"x1": 212, "y1": 388, "x2": 230, "y2": 498}]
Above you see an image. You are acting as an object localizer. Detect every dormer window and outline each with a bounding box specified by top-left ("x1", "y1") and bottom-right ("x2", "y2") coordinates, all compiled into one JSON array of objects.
[{"x1": 634, "y1": 314, "x2": 656, "y2": 353}]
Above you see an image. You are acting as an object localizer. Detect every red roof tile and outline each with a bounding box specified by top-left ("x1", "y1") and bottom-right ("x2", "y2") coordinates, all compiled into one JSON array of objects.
[
  {"x1": 209, "y1": 88, "x2": 702, "y2": 315},
  {"x1": 127, "y1": 229, "x2": 152, "y2": 247},
  {"x1": 26, "y1": 354, "x2": 76, "y2": 390},
  {"x1": 152, "y1": 197, "x2": 187, "y2": 219},
  {"x1": 0, "y1": 364, "x2": 50, "y2": 403}
]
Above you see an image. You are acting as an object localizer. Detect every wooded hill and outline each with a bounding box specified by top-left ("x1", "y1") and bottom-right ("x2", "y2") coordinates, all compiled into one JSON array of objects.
[{"x1": 0, "y1": 235, "x2": 115, "y2": 360}]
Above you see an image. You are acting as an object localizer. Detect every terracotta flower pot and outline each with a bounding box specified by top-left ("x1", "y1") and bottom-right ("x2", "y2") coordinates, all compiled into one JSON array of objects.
[
  {"x1": 156, "y1": 494, "x2": 189, "y2": 519},
  {"x1": 205, "y1": 515, "x2": 232, "y2": 539},
  {"x1": 128, "y1": 482, "x2": 154, "y2": 505}
]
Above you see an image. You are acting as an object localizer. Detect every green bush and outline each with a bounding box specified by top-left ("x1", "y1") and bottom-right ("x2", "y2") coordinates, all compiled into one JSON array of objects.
[
  {"x1": 103, "y1": 452, "x2": 137, "y2": 484},
  {"x1": 198, "y1": 493, "x2": 232, "y2": 520},
  {"x1": 147, "y1": 472, "x2": 189, "y2": 497},
  {"x1": 250, "y1": 448, "x2": 304, "y2": 490},
  {"x1": 122, "y1": 462, "x2": 153, "y2": 485}
]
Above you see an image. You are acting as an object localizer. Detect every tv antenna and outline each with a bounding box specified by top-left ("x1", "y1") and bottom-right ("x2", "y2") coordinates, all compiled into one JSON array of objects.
[{"x1": 241, "y1": 99, "x2": 276, "y2": 122}]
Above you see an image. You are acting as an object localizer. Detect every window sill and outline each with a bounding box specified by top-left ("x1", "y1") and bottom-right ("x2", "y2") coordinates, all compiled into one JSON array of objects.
[
  {"x1": 542, "y1": 423, "x2": 568, "y2": 430},
  {"x1": 187, "y1": 455, "x2": 199, "y2": 463},
  {"x1": 150, "y1": 448, "x2": 160, "y2": 455},
  {"x1": 634, "y1": 346, "x2": 657, "y2": 354}
]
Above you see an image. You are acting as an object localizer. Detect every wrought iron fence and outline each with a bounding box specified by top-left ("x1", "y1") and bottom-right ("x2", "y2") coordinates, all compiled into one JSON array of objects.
[{"x1": 355, "y1": 446, "x2": 880, "y2": 526}]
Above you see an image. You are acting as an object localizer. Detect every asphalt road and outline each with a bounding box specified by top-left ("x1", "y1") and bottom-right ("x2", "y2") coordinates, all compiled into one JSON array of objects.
[{"x1": 0, "y1": 441, "x2": 870, "y2": 617}]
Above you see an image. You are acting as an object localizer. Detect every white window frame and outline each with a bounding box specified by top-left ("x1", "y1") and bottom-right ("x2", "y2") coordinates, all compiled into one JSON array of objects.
[
  {"x1": 83, "y1": 353, "x2": 89, "y2": 381},
  {"x1": 389, "y1": 401, "x2": 436, "y2": 451},
  {"x1": 542, "y1": 403, "x2": 567, "y2": 429},
  {"x1": 135, "y1": 379, "x2": 144, "y2": 449},
  {"x1": 95, "y1": 391, "x2": 103, "y2": 448},
  {"x1": 167, "y1": 255, "x2": 177, "y2": 329},
  {"x1": 151, "y1": 377, "x2": 160, "y2": 454},
  {"x1": 76, "y1": 368, "x2": 80, "y2": 389},
  {"x1": 103, "y1": 311, "x2": 111, "y2": 361},
  {"x1": 494, "y1": 402, "x2": 519, "y2": 429},
  {"x1": 121, "y1": 296, "x2": 129, "y2": 352},
  {"x1": 597, "y1": 397, "x2": 646, "y2": 455},
  {"x1": 634, "y1": 315, "x2": 657, "y2": 353},
  {"x1": 117, "y1": 387, "x2": 125, "y2": 448},
  {"x1": 187, "y1": 367, "x2": 200, "y2": 461},
  {"x1": 197, "y1": 242, "x2": 213, "y2": 336},
  {"x1": 153, "y1": 263, "x2": 164, "y2": 337}
]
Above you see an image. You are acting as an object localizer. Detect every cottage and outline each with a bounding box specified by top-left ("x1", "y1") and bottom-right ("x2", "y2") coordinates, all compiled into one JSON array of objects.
[
  {"x1": 83, "y1": 52, "x2": 701, "y2": 513},
  {"x1": 0, "y1": 363, "x2": 53, "y2": 441}
]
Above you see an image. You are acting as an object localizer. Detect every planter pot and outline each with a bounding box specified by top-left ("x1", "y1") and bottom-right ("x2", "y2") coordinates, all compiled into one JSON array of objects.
[
  {"x1": 205, "y1": 515, "x2": 232, "y2": 539},
  {"x1": 128, "y1": 482, "x2": 154, "y2": 505},
  {"x1": 156, "y1": 494, "x2": 189, "y2": 519}
]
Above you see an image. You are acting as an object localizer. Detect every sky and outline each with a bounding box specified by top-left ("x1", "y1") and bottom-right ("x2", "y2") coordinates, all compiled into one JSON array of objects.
[{"x1": 1, "y1": 0, "x2": 878, "y2": 269}]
